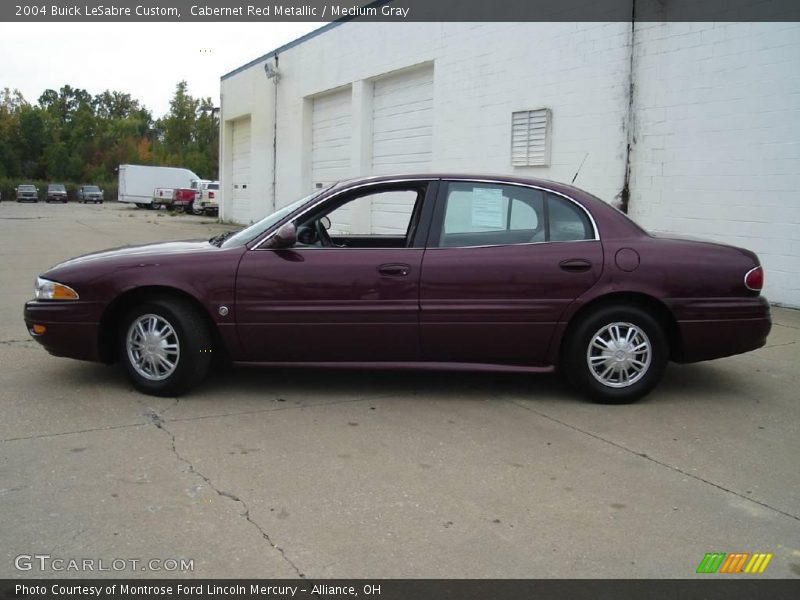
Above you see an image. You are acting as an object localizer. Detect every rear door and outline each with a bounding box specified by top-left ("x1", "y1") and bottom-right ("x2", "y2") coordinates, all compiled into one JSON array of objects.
[{"x1": 419, "y1": 180, "x2": 603, "y2": 366}]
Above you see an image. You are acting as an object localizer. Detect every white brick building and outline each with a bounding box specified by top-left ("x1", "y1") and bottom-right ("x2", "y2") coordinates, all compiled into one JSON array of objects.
[{"x1": 219, "y1": 22, "x2": 800, "y2": 306}]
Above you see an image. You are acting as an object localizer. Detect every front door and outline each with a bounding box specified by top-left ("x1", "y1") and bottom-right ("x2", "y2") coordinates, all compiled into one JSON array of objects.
[
  {"x1": 420, "y1": 180, "x2": 603, "y2": 366},
  {"x1": 235, "y1": 182, "x2": 434, "y2": 362}
]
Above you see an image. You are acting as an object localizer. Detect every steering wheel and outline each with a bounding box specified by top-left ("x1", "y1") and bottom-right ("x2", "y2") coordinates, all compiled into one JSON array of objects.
[{"x1": 315, "y1": 218, "x2": 333, "y2": 247}]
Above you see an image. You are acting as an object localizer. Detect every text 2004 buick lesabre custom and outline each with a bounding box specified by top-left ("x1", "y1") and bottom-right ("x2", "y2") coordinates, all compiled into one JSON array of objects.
[{"x1": 24, "y1": 174, "x2": 771, "y2": 403}]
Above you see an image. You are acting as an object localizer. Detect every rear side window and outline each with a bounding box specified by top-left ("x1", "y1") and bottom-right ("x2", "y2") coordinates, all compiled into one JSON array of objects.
[
  {"x1": 436, "y1": 183, "x2": 593, "y2": 247},
  {"x1": 439, "y1": 183, "x2": 545, "y2": 247}
]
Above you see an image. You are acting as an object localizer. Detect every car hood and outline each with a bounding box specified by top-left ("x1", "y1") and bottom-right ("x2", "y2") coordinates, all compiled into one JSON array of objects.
[{"x1": 49, "y1": 240, "x2": 214, "y2": 271}]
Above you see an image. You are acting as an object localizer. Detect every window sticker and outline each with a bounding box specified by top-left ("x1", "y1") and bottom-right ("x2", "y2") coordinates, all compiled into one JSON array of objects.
[{"x1": 471, "y1": 187, "x2": 505, "y2": 229}]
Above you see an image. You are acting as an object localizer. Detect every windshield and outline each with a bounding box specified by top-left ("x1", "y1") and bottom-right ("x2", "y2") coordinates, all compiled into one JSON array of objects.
[
  {"x1": 49, "y1": 184, "x2": 66, "y2": 192},
  {"x1": 207, "y1": 183, "x2": 219, "y2": 190},
  {"x1": 84, "y1": 186, "x2": 100, "y2": 192},
  {"x1": 219, "y1": 187, "x2": 331, "y2": 248},
  {"x1": 19, "y1": 185, "x2": 36, "y2": 192}
]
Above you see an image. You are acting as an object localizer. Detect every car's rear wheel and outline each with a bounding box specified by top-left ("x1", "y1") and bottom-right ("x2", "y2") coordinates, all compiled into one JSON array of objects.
[
  {"x1": 119, "y1": 298, "x2": 212, "y2": 396},
  {"x1": 564, "y1": 305, "x2": 668, "y2": 404}
]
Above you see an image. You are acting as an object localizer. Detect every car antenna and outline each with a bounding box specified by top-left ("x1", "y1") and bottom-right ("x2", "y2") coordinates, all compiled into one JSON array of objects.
[{"x1": 571, "y1": 153, "x2": 589, "y2": 184}]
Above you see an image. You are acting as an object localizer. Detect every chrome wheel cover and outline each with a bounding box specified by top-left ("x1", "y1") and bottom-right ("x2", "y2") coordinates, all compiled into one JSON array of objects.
[
  {"x1": 586, "y1": 322, "x2": 651, "y2": 388},
  {"x1": 126, "y1": 314, "x2": 180, "y2": 381}
]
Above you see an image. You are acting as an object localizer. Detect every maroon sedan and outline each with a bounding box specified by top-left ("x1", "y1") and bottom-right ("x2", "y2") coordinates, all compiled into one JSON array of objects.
[{"x1": 24, "y1": 174, "x2": 771, "y2": 403}]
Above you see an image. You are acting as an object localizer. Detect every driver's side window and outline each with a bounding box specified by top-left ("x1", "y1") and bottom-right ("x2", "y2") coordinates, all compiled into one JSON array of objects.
[{"x1": 297, "y1": 187, "x2": 423, "y2": 248}]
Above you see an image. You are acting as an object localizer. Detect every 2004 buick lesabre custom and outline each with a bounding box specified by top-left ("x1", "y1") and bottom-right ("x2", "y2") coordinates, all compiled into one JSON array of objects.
[{"x1": 24, "y1": 174, "x2": 771, "y2": 403}]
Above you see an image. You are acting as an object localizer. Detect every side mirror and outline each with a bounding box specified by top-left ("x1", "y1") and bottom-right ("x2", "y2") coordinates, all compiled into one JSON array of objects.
[
  {"x1": 268, "y1": 222, "x2": 297, "y2": 248},
  {"x1": 320, "y1": 215, "x2": 331, "y2": 230}
]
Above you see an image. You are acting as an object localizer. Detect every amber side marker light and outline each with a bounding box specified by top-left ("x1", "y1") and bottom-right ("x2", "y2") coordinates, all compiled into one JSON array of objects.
[
  {"x1": 31, "y1": 324, "x2": 46, "y2": 335},
  {"x1": 34, "y1": 277, "x2": 79, "y2": 300}
]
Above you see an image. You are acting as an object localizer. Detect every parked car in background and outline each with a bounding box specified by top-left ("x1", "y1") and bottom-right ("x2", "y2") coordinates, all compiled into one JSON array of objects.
[
  {"x1": 23, "y1": 174, "x2": 771, "y2": 403},
  {"x1": 76, "y1": 185, "x2": 104, "y2": 204},
  {"x1": 191, "y1": 180, "x2": 219, "y2": 216},
  {"x1": 16, "y1": 184, "x2": 39, "y2": 202},
  {"x1": 45, "y1": 184, "x2": 68, "y2": 203}
]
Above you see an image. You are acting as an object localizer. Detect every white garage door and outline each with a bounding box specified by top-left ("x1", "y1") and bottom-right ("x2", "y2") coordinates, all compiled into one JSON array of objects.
[
  {"x1": 230, "y1": 117, "x2": 251, "y2": 224},
  {"x1": 370, "y1": 66, "x2": 434, "y2": 234},
  {"x1": 311, "y1": 89, "x2": 352, "y2": 189},
  {"x1": 371, "y1": 66, "x2": 433, "y2": 175}
]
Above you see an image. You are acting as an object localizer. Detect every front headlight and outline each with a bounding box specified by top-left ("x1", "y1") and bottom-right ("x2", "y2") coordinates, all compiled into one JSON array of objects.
[{"x1": 35, "y1": 277, "x2": 79, "y2": 300}]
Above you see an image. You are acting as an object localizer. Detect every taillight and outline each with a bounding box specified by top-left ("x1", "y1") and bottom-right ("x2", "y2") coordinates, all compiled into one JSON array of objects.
[
  {"x1": 744, "y1": 266, "x2": 763, "y2": 292},
  {"x1": 209, "y1": 192, "x2": 215, "y2": 199}
]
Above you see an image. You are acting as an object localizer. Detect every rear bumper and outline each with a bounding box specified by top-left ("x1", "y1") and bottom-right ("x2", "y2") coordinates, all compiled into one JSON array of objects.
[
  {"x1": 24, "y1": 300, "x2": 104, "y2": 362},
  {"x1": 670, "y1": 296, "x2": 772, "y2": 363}
]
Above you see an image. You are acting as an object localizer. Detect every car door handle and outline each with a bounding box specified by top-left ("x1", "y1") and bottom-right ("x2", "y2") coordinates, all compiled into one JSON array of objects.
[
  {"x1": 559, "y1": 259, "x2": 592, "y2": 273},
  {"x1": 378, "y1": 263, "x2": 411, "y2": 276}
]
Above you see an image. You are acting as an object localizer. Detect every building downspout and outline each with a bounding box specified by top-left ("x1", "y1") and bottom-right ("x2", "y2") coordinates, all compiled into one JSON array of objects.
[
  {"x1": 619, "y1": 0, "x2": 636, "y2": 214},
  {"x1": 271, "y1": 55, "x2": 279, "y2": 213}
]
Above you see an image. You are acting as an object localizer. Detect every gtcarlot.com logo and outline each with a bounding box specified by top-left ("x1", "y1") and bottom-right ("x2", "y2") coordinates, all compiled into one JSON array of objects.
[
  {"x1": 14, "y1": 554, "x2": 194, "y2": 573},
  {"x1": 696, "y1": 552, "x2": 773, "y2": 574}
]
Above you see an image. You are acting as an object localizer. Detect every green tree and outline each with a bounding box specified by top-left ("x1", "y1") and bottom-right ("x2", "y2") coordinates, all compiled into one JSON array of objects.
[
  {"x1": 0, "y1": 80, "x2": 218, "y2": 184},
  {"x1": 0, "y1": 88, "x2": 27, "y2": 177}
]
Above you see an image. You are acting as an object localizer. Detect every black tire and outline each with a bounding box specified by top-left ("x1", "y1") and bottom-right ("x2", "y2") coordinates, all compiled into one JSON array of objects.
[
  {"x1": 563, "y1": 304, "x2": 668, "y2": 404},
  {"x1": 119, "y1": 297, "x2": 212, "y2": 397}
]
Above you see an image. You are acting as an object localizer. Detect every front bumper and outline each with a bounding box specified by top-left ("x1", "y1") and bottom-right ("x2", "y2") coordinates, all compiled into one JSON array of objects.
[
  {"x1": 671, "y1": 296, "x2": 772, "y2": 363},
  {"x1": 24, "y1": 300, "x2": 104, "y2": 362}
]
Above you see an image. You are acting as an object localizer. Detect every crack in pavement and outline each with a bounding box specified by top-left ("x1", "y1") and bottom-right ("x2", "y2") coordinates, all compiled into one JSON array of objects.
[
  {"x1": 0, "y1": 394, "x2": 381, "y2": 444},
  {"x1": 761, "y1": 340, "x2": 797, "y2": 349},
  {"x1": 153, "y1": 394, "x2": 391, "y2": 427},
  {"x1": 0, "y1": 339, "x2": 35, "y2": 345},
  {"x1": 509, "y1": 399, "x2": 800, "y2": 523},
  {"x1": 75, "y1": 219, "x2": 119, "y2": 237},
  {"x1": 144, "y1": 409, "x2": 306, "y2": 578},
  {"x1": 0, "y1": 422, "x2": 148, "y2": 443}
]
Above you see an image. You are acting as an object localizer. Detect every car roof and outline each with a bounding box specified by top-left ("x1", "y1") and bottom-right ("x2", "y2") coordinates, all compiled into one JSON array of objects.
[{"x1": 331, "y1": 173, "x2": 588, "y2": 196}]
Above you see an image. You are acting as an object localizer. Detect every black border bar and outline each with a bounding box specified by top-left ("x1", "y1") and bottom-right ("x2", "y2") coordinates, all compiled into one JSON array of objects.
[
  {"x1": 4, "y1": 0, "x2": 800, "y2": 22},
  {"x1": 3, "y1": 580, "x2": 800, "y2": 600}
]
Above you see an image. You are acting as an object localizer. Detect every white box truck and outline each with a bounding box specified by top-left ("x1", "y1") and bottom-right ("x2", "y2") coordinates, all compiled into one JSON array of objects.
[{"x1": 117, "y1": 164, "x2": 200, "y2": 208}]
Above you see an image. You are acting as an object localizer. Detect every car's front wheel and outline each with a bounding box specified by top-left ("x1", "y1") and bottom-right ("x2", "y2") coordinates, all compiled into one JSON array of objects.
[
  {"x1": 119, "y1": 298, "x2": 212, "y2": 396},
  {"x1": 564, "y1": 305, "x2": 668, "y2": 404}
]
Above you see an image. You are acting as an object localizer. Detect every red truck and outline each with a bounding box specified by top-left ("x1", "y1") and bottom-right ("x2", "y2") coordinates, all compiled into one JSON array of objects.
[{"x1": 153, "y1": 186, "x2": 197, "y2": 211}]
